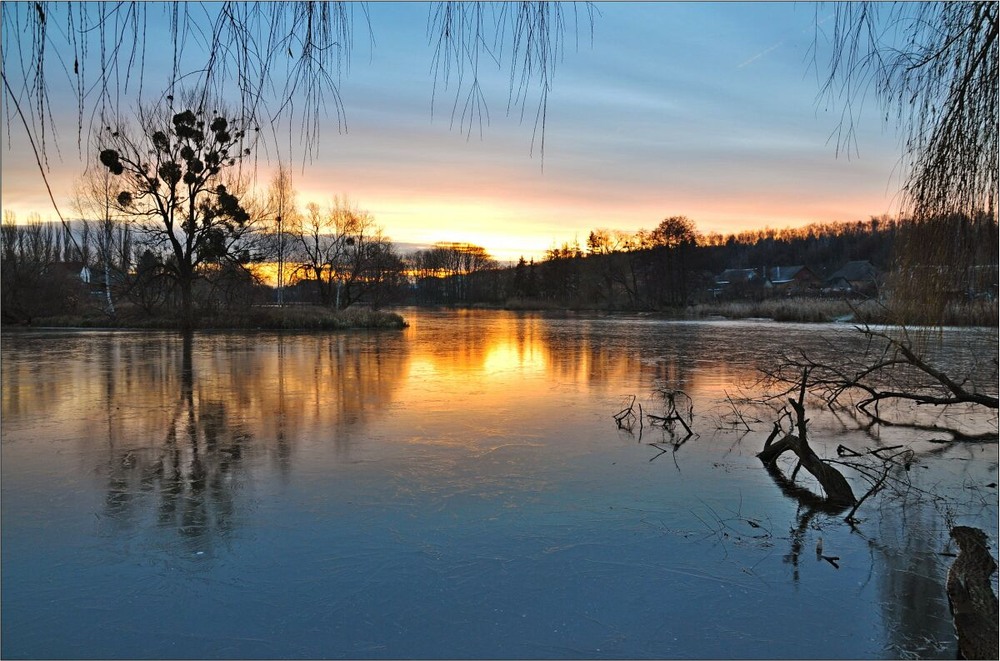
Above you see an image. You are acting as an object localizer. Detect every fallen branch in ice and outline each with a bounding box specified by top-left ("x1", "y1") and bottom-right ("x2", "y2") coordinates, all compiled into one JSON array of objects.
[
  {"x1": 724, "y1": 390, "x2": 756, "y2": 432},
  {"x1": 647, "y1": 388, "x2": 695, "y2": 440},
  {"x1": 757, "y1": 368, "x2": 857, "y2": 507},
  {"x1": 757, "y1": 323, "x2": 998, "y2": 443},
  {"x1": 613, "y1": 395, "x2": 642, "y2": 436}
]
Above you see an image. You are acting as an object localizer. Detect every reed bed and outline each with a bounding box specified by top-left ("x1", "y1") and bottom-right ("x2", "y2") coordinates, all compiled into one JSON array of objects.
[{"x1": 687, "y1": 297, "x2": 997, "y2": 326}]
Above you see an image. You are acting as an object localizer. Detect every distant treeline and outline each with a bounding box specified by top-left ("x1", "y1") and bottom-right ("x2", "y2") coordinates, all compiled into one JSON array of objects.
[
  {"x1": 412, "y1": 215, "x2": 998, "y2": 310},
  {"x1": 3, "y1": 211, "x2": 996, "y2": 326}
]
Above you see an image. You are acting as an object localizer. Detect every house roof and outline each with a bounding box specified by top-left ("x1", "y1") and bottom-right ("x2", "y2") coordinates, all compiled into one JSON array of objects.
[
  {"x1": 823, "y1": 276, "x2": 856, "y2": 291},
  {"x1": 828, "y1": 260, "x2": 878, "y2": 283},
  {"x1": 715, "y1": 268, "x2": 759, "y2": 284},
  {"x1": 766, "y1": 265, "x2": 814, "y2": 284}
]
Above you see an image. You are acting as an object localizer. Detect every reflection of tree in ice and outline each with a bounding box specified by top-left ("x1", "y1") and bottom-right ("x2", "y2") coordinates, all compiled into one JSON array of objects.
[
  {"x1": 101, "y1": 336, "x2": 254, "y2": 554},
  {"x1": 89, "y1": 331, "x2": 409, "y2": 555},
  {"x1": 872, "y1": 496, "x2": 958, "y2": 659}
]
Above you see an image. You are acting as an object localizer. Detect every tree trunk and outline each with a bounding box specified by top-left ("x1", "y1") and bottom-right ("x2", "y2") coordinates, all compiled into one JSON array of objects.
[
  {"x1": 947, "y1": 526, "x2": 999, "y2": 661},
  {"x1": 758, "y1": 427, "x2": 857, "y2": 506},
  {"x1": 103, "y1": 262, "x2": 116, "y2": 317},
  {"x1": 179, "y1": 277, "x2": 194, "y2": 331}
]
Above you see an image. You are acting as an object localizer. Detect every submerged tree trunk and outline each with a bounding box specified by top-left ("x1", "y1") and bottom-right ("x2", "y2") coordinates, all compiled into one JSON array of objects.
[{"x1": 757, "y1": 369, "x2": 857, "y2": 506}]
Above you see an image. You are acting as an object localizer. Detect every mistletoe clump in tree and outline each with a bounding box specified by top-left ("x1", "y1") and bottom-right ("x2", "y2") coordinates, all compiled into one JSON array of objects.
[{"x1": 99, "y1": 107, "x2": 255, "y2": 329}]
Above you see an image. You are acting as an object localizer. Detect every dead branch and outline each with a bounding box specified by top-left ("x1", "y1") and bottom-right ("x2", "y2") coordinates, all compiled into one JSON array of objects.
[
  {"x1": 758, "y1": 324, "x2": 998, "y2": 443},
  {"x1": 724, "y1": 390, "x2": 755, "y2": 431},
  {"x1": 843, "y1": 461, "x2": 893, "y2": 525}
]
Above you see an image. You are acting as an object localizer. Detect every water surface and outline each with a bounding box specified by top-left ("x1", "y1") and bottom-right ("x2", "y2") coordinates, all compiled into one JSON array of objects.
[{"x1": 2, "y1": 310, "x2": 997, "y2": 658}]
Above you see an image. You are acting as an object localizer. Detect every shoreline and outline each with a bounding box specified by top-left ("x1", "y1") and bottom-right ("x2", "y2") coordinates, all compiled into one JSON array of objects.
[
  {"x1": 6, "y1": 298, "x2": 997, "y2": 331},
  {"x1": 1, "y1": 306, "x2": 408, "y2": 332},
  {"x1": 499, "y1": 296, "x2": 999, "y2": 327}
]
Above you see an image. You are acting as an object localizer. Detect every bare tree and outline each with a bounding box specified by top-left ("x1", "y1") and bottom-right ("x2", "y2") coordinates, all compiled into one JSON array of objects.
[
  {"x1": 360, "y1": 234, "x2": 408, "y2": 309},
  {"x1": 744, "y1": 324, "x2": 998, "y2": 539},
  {"x1": 292, "y1": 197, "x2": 388, "y2": 309},
  {"x1": 332, "y1": 220, "x2": 400, "y2": 310},
  {"x1": 292, "y1": 200, "x2": 338, "y2": 307},
  {"x1": 73, "y1": 164, "x2": 134, "y2": 317},
  {"x1": 265, "y1": 164, "x2": 299, "y2": 307}
]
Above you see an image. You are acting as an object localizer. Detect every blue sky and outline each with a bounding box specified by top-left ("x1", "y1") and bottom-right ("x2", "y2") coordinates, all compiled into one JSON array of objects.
[{"x1": 1, "y1": 2, "x2": 904, "y2": 261}]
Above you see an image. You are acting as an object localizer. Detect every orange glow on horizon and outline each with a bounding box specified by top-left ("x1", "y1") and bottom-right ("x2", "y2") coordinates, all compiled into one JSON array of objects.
[
  {"x1": 291, "y1": 187, "x2": 899, "y2": 265},
  {"x1": 3, "y1": 157, "x2": 900, "y2": 269}
]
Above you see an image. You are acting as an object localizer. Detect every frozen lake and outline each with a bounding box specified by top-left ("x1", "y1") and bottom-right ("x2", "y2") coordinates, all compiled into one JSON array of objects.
[{"x1": 2, "y1": 309, "x2": 997, "y2": 658}]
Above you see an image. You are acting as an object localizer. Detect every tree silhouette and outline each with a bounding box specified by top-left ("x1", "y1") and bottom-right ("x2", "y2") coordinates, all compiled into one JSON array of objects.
[
  {"x1": 265, "y1": 164, "x2": 300, "y2": 307},
  {"x1": 0, "y1": 211, "x2": 74, "y2": 322},
  {"x1": 73, "y1": 164, "x2": 134, "y2": 318},
  {"x1": 410, "y1": 242, "x2": 499, "y2": 304},
  {"x1": 98, "y1": 106, "x2": 257, "y2": 330},
  {"x1": 652, "y1": 216, "x2": 699, "y2": 249}
]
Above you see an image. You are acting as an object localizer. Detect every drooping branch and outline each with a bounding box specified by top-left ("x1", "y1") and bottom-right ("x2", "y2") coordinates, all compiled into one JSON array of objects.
[
  {"x1": 818, "y1": 3, "x2": 998, "y2": 321},
  {"x1": 819, "y1": 2, "x2": 998, "y2": 220}
]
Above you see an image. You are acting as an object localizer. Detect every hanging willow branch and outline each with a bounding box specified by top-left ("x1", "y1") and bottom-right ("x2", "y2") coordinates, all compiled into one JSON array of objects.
[
  {"x1": 2, "y1": 0, "x2": 592, "y2": 190},
  {"x1": 819, "y1": 1, "x2": 998, "y2": 220},
  {"x1": 2, "y1": 2, "x2": 356, "y2": 166}
]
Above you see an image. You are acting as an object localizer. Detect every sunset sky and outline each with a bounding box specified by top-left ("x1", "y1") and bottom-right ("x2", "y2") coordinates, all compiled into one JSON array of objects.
[{"x1": 1, "y1": 2, "x2": 905, "y2": 262}]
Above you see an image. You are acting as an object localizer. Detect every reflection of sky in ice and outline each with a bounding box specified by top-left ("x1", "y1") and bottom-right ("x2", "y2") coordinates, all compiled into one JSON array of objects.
[{"x1": 2, "y1": 311, "x2": 996, "y2": 658}]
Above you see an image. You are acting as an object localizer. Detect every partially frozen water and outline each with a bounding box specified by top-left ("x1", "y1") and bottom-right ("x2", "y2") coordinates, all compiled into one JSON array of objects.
[{"x1": 2, "y1": 310, "x2": 997, "y2": 658}]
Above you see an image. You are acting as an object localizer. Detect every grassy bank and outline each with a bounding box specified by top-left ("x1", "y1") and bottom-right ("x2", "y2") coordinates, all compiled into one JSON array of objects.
[
  {"x1": 686, "y1": 297, "x2": 999, "y2": 326},
  {"x1": 6, "y1": 305, "x2": 408, "y2": 331},
  {"x1": 242, "y1": 306, "x2": 407, "y2": 330}
]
